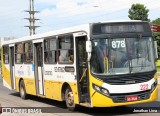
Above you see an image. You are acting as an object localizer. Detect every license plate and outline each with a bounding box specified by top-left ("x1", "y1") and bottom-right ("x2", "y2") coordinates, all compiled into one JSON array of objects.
[{"x1": 126, "y1": 95, "x2": 138, "y2": 102}]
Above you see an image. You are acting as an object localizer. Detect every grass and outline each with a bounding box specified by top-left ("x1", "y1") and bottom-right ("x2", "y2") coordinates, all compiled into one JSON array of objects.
[{"x1": 157, "y1": 66, "x2": 160, "y2": 72}]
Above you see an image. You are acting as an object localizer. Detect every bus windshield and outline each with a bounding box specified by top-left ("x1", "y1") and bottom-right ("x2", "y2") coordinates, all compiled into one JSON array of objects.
[{"x1": 90, "y1": 37, "x2": 155, "y2": 75}]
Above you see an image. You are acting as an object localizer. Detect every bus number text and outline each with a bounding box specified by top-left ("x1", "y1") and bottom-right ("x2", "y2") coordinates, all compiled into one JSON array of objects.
[
  {"x1": 112, "y1": 40, "x2": 125, "y2": 48},
  {"x1": 140, "y1": 84, "x2": 148, "y2": 90}
]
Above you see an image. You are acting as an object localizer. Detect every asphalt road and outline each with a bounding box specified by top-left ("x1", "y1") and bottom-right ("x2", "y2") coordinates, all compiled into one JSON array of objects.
[{"x1": 0, "y1": 76, "x2": 160, "y2": 116}]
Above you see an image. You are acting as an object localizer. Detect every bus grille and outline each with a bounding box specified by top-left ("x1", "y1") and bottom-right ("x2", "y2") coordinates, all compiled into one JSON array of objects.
[
  {"x1": 111, "y1": 91, "x2": 150, "y2": 103},
  {"x1": 103, "y1": 71, "x2": 155, "y2": 85}
]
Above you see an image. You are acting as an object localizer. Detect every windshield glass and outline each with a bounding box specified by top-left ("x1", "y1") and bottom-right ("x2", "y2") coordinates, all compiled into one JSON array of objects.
[{"x1": 90, "y1": 37, "x2": 155, "y2": 75}]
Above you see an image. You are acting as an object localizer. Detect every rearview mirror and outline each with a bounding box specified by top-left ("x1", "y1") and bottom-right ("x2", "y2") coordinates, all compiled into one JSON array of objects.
[
  {"x1": 154, "y1": 41, "x2": 158, "y2": 59},
  {"x1": 86, "y1": 41, "x2": 92, "y2": 61},
  {"x1": 86, "y1": 41, "x2": 92, "y2": 53}
]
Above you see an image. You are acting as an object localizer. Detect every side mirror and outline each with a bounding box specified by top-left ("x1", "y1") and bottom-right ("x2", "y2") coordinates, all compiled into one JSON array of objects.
[
  {"x1": 154, "y1": 41, "x2": 158, "y2": 59},
  {"x1": 86, "y1": 41, "x2": 92, "y2": 62},
  {"x1": 86, "y1": 41, "x2": 92, "y2": 53}
]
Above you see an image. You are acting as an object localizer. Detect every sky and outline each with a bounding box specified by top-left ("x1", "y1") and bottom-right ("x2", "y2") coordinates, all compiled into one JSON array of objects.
[{"x1": 0, "y1": 0, "x2": 160, "y2": 38}]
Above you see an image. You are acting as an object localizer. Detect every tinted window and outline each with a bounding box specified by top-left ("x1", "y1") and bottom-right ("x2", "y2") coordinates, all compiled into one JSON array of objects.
[
  {"x1": 44, "y1": 37, "x2": 57, "y2": 64},
  {"x1": 3, "y1": 45, "x2": 9, "y2": 64},
  {"x1": 24, "y1": 42, "x2": 33, "y2": 63},
  {"x1": 15, "y1": 43, "x2": 24, "y2": 64},
  {"x1": 58, "y1": 35, "x2": 74, "y2": 64}
]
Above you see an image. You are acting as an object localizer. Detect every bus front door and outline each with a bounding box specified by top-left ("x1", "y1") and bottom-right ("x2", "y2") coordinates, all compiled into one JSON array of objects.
[
  {"x1": 34, "y1": 43, "x2": 44, "y2": 95},
  {"x1": 9, "y1": 46, "x2": 15, "y2": 89},
  {"x1": 76, "y1": 36, "x2": 90, "y2": 104}
]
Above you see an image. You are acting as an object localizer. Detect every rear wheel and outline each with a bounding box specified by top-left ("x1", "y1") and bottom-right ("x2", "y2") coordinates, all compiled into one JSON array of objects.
[
  {"x1": 19, "y1": 80, "x2": 27, "y2": 99},
  {"x1": 65, "y1": 86, "x2": 77, "y2": 111}
]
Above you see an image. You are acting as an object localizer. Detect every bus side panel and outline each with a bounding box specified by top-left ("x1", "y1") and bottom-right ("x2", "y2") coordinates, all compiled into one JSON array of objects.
[
  {"x1": 24, "y1": 78, "x2": 36, "y2": 95},
  {"x1": 43, "y1": 65, "x2": 79, "y2": 104},
  {"x1": 15, "y1": 76, "x2": 20, "y2": 92},
  {"x1": 15, "y1": 77, "x2": 36, "y2": 95},
  {"x1": 44, "y1": 80, "x2": 79, "y2": 103},
  {"x1": 43, "y1": 65, "x2": 62, "y2": 100},
  {"x1": 14, "y1": 64, "x2": 36, "y2": 95},
  {"x1": 44, "y1": 80, "x2": 62, "y2": 100},
  {"x1": 68, "y1": 82, "x2": 79, "y2": 104},
  {"x1": 2, "y1": 63, "x2": 12, "y2": 89},
  {"x1": 1, "y1": 46, "x2": 12, "y2": 90}
]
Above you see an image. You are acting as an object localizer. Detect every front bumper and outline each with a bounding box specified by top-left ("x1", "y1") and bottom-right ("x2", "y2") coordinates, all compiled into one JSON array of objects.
[{"x1": 91, "y1": 85, "x2": 158, "y2": 107}]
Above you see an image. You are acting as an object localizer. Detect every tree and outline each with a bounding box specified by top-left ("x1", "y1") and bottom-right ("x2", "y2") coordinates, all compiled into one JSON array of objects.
[
  {"x1": 0, "y1": 48, "x2": 1, "y2": 60},
  {"x1": 0, "y1": 48, "x2": 1, "y2": 68},
  {"x1": 152, "y1": 18, "x2": 160, "y2": 25},
  {"x1": 128, "y1": 3, "x2": 150, "y2": 21},
  {"x1": 152, "y1": 18, "x2": 160, "y2": 58}
]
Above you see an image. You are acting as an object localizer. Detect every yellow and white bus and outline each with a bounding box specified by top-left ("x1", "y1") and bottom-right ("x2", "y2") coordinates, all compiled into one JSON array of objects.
[{"x1": 1, "y1": 20, "x2": 158, "y2": 111}]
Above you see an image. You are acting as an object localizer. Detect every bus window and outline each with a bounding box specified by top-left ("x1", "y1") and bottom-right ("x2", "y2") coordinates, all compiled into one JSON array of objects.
[
  {"x1": 91, "y1": 38, "x2": 129, "y2": 74},
  {"x1": 3, "y1": 45, "x2": 9, "y2": 64},
  {"x1": 58, "y1": 35, "x2": 74, "y2": 64},
  {"x1": 24, "y1": 42, "x2": 33, "y2": 64},
  {"x1": 109, "y1": 39, "x2": 128, "y2": 68},
  {"x1": 15, "y1": 43, "x2": 24, "y2": 64},
  {"x1": 44, "y1": 37, "x2": 57, "y2": 64}
]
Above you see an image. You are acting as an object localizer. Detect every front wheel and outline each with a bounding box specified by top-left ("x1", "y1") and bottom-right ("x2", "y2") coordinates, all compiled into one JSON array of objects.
[
  {"x1": 19, "y1": 80, "x2": 27, "y2": 99},
  {"x1": 65, "y1": 86, "x2": 77, "y2": 111},
  {"x1": 0, "y1": 104, "x2": 2, "y2": 114}
]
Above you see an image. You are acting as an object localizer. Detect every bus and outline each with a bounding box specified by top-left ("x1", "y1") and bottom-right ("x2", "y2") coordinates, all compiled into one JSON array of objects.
[{"x1": 1, "y1": 20, "x2": 158, "y2": 111}]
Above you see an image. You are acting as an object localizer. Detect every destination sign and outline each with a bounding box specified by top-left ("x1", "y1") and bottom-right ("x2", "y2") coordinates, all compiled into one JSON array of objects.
[{"x1": 92, "y1": 22, "x2": 151, "y2": 34}]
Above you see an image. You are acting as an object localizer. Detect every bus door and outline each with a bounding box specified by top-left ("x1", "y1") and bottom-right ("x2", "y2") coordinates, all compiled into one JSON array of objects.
[
  {"x1": 34, "y1": 42, "x2": 44, "y2": 95},
  {"x1": 9, "y1": 45, "x2": 15, "y2": 89},
  {"x1": 75, "y1": 35, "x2": 90, "y2": 103}
]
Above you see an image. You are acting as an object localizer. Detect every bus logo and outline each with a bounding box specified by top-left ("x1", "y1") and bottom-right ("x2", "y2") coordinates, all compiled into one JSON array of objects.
[{"x1": 125, "y1": 81, "x2": 135, "y2": 84}]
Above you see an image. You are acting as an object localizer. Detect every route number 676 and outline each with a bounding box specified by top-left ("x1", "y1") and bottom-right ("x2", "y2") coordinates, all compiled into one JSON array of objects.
[{"x1": 140, "y1": 84, "x2": 148, "y2": 90}]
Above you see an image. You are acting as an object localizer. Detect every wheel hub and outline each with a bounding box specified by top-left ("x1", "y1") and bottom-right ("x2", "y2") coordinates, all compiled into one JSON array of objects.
[
  {"x1": 67, "y1": 92, "x2": 74, "y2": 105},
  {"x1": 20, "y1": 86, "x2": 24, "y2": 96}
]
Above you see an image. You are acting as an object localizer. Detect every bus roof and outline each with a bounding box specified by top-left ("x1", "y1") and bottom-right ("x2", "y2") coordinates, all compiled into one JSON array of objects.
[
  {"x1": 1, "y1": 23, "x2": 90, "y2": 45},
  {"x1": 95, "y1": 20, "x2": 146, "y2": 23},
  {"x1": 1, "y1": 20, "x2": 147, "y2": 45}
]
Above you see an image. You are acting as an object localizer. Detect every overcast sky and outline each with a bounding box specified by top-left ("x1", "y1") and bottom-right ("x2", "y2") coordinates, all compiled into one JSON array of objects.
[{"x1": 0, "y1": 0, "x2": 160, "y2": 38}]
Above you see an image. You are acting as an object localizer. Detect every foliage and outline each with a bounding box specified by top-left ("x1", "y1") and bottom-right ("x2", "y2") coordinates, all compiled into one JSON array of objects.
[
  {"x1": 151, "y1": 18, "x2": 160, "y2": 58},
  {"x1": 152, "y1": 33, "x2": 160, "y2": 56},
  {"x1": 152, "y1": 18, "x2": 160, "y2": 25},
  {"x1": 128, "y1": 3, "x2": 150, "y2": 21},
  {"x1": 0, "y1": 48, "x2": 1, "y2": 60},
  {"x1": 157, "y1": 66, "x2": 160, "y2": 71}
]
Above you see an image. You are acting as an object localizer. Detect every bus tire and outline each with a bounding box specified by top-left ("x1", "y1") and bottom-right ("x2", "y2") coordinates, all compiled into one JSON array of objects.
[
  {"x1": 65, "y1": 86, "x2": 77, "y2": 111},
  {"x1": 0, "y1": 104, "x2": 2, "y2": 114},
  {"x1": 20, "y1": 80, "x2": 27, "y2": 99}
]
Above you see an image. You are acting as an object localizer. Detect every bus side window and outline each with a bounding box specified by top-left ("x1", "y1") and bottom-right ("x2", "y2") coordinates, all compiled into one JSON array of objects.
[
  {"x1": 24, "y1": 42, "x2": 33, "y2": 64},
  {"x1": 44, "y1": 37, "x2": 57, "y2": 64},
  {"x1": 3, "y1": 45, "x2": 9, "y2": 64},
  {"x1": 58, "y1": 35, "x2": 74, "y2": 64},
  {"x1": 15, "y1": 43, "x2": 24, "y2": 64}
]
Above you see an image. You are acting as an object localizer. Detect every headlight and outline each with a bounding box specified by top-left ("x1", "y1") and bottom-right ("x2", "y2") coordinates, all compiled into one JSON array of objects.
[
  {"x1": 94, "y1": 85, "x2": 100, "y2": 91},
  {"x1": 92, "y1": 83, "x2": 110, "y2": 97},
  {"x1": 151, "y1": 79, "x2": 157, "y2": 92}
]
